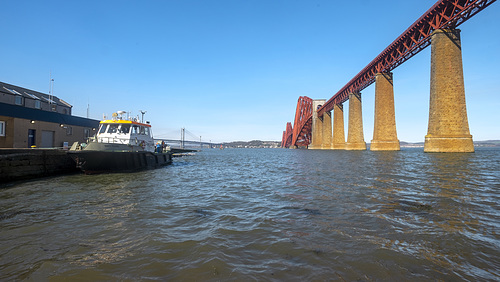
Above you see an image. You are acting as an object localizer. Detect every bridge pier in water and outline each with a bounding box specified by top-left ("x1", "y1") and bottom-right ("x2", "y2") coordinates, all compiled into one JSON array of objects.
[
  {"x1": 321, "y1": 111, "x2": 332, "y2": 149},
  {"x1": 310, "y1": 99, "x2": 326, "y2": 150},
  {"x1": 371, "y1": 72, "x2": 400, "y2": 151},
  {"x1": 424, "y1": 28, "x2": 474, "y2": 153},
  {"x1": 332, "y1": 103, "x2": 345, "y2": 149},
  {"x1": 345, "y1": 92, "x2": 366, "y2": 150}
]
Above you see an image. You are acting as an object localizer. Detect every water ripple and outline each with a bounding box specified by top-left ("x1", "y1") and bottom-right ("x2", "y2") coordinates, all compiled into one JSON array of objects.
[{"x1": 1, "y1": 148, "x2": 499, "y2": 280}]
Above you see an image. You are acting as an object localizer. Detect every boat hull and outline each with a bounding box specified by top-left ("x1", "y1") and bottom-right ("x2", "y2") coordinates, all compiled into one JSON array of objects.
[{"x1": 68, "y1": 150, "x2": 172, "y2": 174}]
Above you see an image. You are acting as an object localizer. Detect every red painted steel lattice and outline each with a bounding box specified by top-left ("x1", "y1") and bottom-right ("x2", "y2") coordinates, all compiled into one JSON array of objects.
[
  {"x1": 281, "y1": 122, "x2": 293, "y2": 148},
  {"x1": 291, "y1": 96, "x2": 313, "y2": 148}
]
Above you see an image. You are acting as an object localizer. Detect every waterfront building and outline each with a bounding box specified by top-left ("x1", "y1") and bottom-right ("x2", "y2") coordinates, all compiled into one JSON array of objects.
[{"x1": 0, "y1": 81, "x2": 99, "y2": 148}]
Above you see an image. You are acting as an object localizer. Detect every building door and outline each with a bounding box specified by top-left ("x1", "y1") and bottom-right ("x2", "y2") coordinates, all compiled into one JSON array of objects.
[
  {"x1": 28, "y1": 129, "x2": 36, "y2": 148},
  {"x1": 41, "y1": 130, "x2": 54, "y2": 148}
]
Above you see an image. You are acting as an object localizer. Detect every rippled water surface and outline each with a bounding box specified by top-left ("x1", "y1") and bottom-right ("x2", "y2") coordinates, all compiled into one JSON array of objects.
[{"x1": 1, "y1": 148, "x2": 499, "y2": 280}]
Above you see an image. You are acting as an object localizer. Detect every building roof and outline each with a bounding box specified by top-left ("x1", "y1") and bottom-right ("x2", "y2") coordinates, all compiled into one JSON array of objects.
[
  {"x1": 0, "y1": 81, "x2": 72, "y2": 108},
  {"x1": 0, "y1": 102, "x2": 99, "y2": 128}
]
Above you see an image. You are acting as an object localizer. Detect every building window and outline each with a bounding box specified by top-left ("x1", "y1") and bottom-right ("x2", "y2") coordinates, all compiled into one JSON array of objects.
[
  {"x1": 51, "y1": 104, "x2": 57, "y2": 112},
  {"x1": 35, "y1": 100, "x2": 41, "y2": 109},
  {"x1": 15, "y1": 96, "x2": 23, "y2": 105},
  {"x1": 66, "y1": 126, "x2": 73, "y2": 136},
  {"x1": 0, "y1": 121, "x2": 5, "y2": 136}
]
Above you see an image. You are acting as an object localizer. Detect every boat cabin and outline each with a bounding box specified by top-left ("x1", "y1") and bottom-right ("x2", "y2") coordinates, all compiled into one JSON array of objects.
[{"x1": 96, "y1": 119, "x2": 155, "y2": 152}]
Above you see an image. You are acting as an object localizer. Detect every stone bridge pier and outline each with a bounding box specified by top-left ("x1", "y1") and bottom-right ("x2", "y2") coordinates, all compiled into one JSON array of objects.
[
  {"x1": 331, "y1": 103, "x2": 346, "y2": 149},
  {"x1": 310, "y1": 99, "x2": 326, "y2": 150},
  {"x1": 424, "y1": 28, "x2": 474, "y2": 152},
  {"x1": 311, "y1": 100, "x2": 346, "y2": 150},
  {"x1": 345, "y1": 92, "x2": 366, "y2": 150},
  {"x1": 371, "y1": 72, "x2": 400, "y2": 151}
]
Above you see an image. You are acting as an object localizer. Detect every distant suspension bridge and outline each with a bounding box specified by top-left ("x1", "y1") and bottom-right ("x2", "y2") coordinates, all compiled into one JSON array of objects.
[{"x1": 155, "y1": 128, "x2": 223, "y2": 149}]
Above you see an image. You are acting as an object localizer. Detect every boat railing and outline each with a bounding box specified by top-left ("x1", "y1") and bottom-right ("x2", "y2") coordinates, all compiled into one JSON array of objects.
[{"x1": 96, "y1": 136, "x2": 134, "y2": 145}]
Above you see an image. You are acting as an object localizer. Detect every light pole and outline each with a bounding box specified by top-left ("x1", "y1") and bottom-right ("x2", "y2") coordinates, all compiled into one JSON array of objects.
[{"x1": 49, "y1": 72, "x2": 54, "y2": 110}]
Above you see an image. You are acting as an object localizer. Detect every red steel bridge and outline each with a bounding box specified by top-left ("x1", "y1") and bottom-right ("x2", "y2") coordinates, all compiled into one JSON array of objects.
[{"x1": 281, "y1": 0, "x2": 496, "y2": 148}]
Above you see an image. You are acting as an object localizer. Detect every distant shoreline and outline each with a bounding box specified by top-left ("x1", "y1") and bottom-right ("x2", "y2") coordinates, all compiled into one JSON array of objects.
[
  {"x1": 400, "y1": 140, "x2": 500, "y2": 148},
  {"x1": 221, "y1": 140, "x2": 500, "y2": 148}
]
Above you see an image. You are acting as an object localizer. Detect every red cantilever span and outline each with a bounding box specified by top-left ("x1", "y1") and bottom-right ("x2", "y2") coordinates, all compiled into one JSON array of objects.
[
  {"x1": 291, "y1": 96, "x2": 313, "y2": 148},
  {"x1": 281, "y1": 96, "x2": 313, "y2": 148},
  {"x1": 281, "y1": 122, "x2": 293, "y2": 148},
  {"x1": 317, "y1": 0, "x2": 496, "y2": 117}
]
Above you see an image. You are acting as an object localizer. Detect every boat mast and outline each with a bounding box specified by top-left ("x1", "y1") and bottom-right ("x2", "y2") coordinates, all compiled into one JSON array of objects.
[{"x1": 139, "y1": 110, "x2": 147, "y2": 123}]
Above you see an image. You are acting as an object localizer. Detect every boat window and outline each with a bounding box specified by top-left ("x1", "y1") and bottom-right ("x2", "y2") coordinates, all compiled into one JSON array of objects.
[
  {"x1": 144, "y1": 127, "x2": 150, "y2": 136},
  {"x1": 131, "y1": 125, "x2": 140, "y2": 134},
  {"x1": 119, "y1": 124, "x2": 130, "y2": 134},
  {"x1": 140, "y1": 126, "x2": 146, "y2": 135},
  {"x1": 98, "y1": 124, "x2": 108, "y2": 134},
  {"x1": 107, "y1": 124, "x2": 119, "y2": 133}
]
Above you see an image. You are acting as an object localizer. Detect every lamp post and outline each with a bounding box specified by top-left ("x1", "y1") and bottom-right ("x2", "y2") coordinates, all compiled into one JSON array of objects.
[{"x1": 49, "y1": 72, "x2": 55, "y2": 110}]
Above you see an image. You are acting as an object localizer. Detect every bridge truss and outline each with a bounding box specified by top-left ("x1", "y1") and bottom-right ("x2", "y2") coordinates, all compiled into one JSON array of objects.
[
  {"x1": 281, "y1": 122, "x2": 293, "y2": 148},
  {"x1": 281, "y1": 96, "x2": 313, "y2": 148}
]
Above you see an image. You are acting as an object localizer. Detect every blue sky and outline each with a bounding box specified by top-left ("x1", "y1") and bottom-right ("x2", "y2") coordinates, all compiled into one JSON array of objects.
[{"x1": 1, "y1": 0, "x2": 499, "y2": 143}]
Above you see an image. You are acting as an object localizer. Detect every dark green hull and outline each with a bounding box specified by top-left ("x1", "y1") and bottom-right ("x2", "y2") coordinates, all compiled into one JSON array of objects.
[{"x1": 68, "y1": 150, "x2": 172, "y2": 174}]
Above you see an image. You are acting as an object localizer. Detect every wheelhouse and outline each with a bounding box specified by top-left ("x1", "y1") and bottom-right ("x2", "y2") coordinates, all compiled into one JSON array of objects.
[{"x1": 95, "y1": 119, "x2": 154, "y2": 151}]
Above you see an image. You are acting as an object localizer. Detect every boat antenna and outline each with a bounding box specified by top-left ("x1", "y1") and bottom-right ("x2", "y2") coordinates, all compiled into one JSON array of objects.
[{"x1": 139, "y1": 110, "x2": 147, "y2": 123}]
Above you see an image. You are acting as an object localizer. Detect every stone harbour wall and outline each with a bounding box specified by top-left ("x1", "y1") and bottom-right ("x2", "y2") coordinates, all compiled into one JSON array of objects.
[{"x1": 0, "y1": 149, "x2": 78, "y2": 184}]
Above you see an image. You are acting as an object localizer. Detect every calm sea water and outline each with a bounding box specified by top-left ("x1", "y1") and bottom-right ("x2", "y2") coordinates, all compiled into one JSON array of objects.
[{"x1": 1, "y1": 147, "x2": 499, "y2": 281}]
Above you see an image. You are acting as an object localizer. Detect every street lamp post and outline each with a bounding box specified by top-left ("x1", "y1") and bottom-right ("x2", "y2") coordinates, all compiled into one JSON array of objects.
[{"x1": 49, "y1": 72, "x2": 55, "y2": 110}]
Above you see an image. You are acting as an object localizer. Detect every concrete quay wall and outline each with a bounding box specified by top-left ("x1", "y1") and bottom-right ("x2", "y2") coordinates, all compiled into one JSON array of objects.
[{"x1": 0, "y1": 149, "x2": 78, "y2": 184}]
